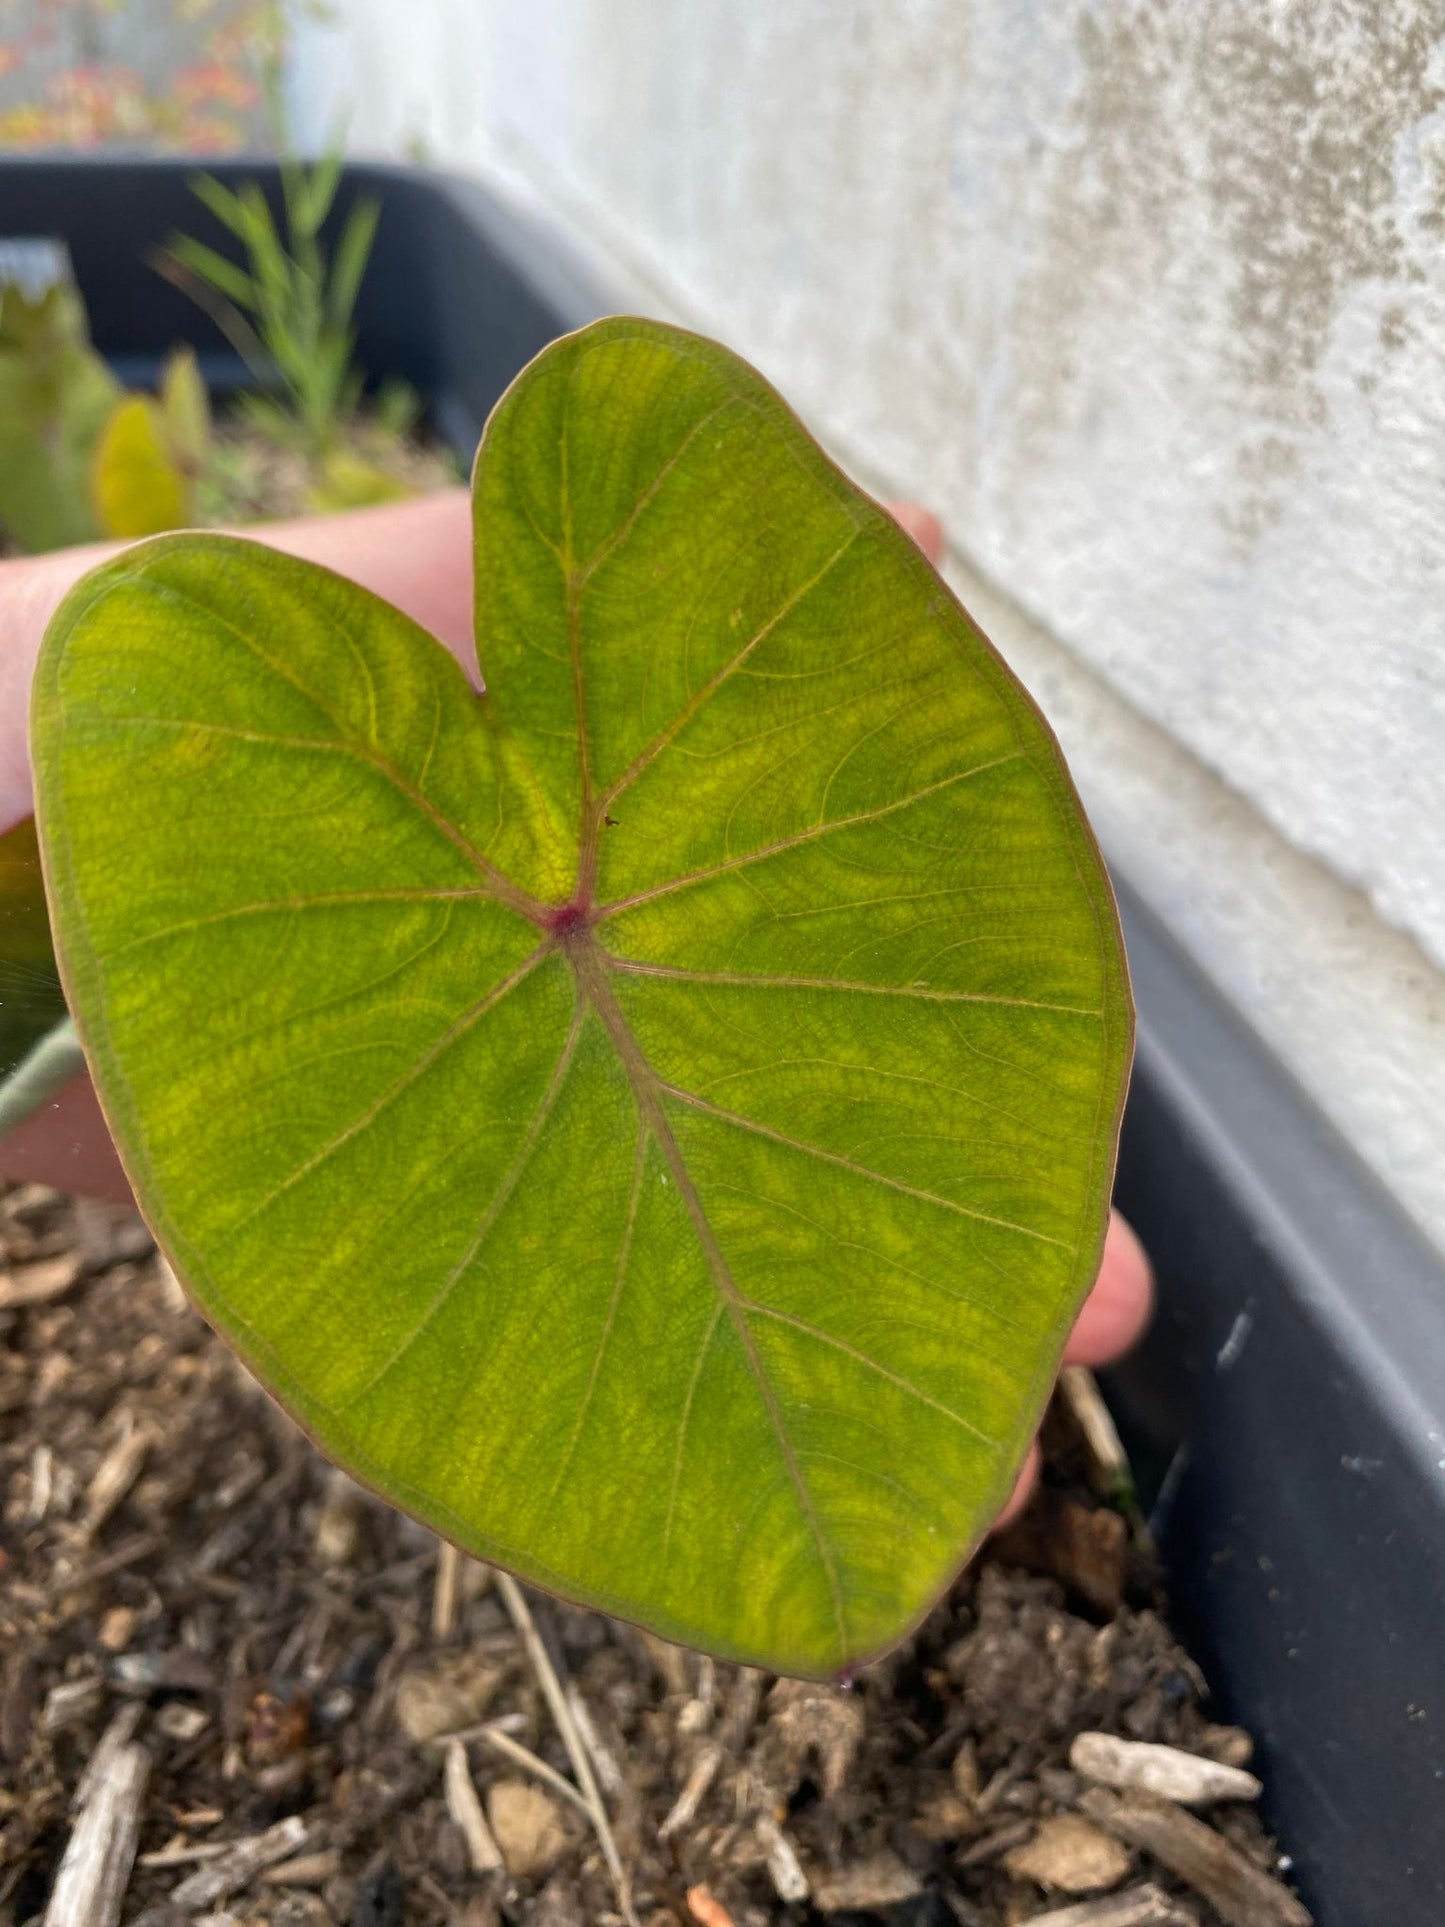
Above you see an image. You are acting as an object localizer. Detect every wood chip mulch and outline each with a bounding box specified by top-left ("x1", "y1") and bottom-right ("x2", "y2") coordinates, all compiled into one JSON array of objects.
[{"x1": 0, "y1": 1185, "x2": 1310, "y2": 1927}]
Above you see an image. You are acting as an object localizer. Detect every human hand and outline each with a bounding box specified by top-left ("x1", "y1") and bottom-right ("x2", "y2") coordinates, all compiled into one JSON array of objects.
[{"x1": 0, "y1": 490, "x2": 478, "y2": 1199}]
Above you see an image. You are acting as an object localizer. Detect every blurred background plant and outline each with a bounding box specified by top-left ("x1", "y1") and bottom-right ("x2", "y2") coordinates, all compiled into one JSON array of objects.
[
  {"x1": 0, "y1": 0, "x2": 455, "y2": 554},
  {"x1": 0, "y1": 244, "x2": 120, "y2": 550},
  {"x1": 158, "y1": 133, "x2": 438, "y2": 514},
  {"x1": 0, "y1": 0, "x2": 282, "y2": 153}
]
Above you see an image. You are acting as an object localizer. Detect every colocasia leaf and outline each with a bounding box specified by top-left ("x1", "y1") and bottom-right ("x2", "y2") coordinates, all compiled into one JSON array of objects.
[{"x1": 31, "y1": 319, "x2": 1131, "y2": 1675}]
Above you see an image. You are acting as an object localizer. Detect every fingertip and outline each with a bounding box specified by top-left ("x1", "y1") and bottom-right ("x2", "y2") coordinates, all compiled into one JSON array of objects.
[
  {"x1": 1064, "y1": 1209, "x2": 1155, "y2": 1367},
  {"x1": 885, "y1": 501, "x2": 944, "y2": 567},
  {"x1": 990, "y1": 1438, "x2": 1041, "y2": 1535},
  {"x1": 0, "y1": 1071, "x2": 135, "y2": 1207}
]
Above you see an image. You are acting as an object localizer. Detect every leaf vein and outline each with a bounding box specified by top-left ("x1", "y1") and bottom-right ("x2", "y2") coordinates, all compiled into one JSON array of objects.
[
  {"x1": 548, "y1": 1123, "x2": 648, "y2": 1503},
  {"x1": 229, "y1": 942, "x2": 551, "y2": 1233},
  {"x1": 595, "y1": 528, "x2": 863, "y2": 816},
  {"x1": 341, "y1": 997, "x2": 586, "y2": 1405},
  {"x1": 130, "y1": 570, "x2": 539, "y2": 921},
  {"x1": 574, "y1": 398, "x2": 734, "y2": 584},
  {"x1": 598, "y1": 755, "x2": 1023, "y2": 918},
  {"x1": 743, "y1": 1303, "x2": 1001, "y2": 1449},
  {"x1": 97, "y1": 887, "x2": 496, "y2": 962},
  {"x1": 605, "y1": 960, "x2": 1100, "y2": 1016},
  {"x1": 658, "y1": 1085, "x2": 1070, "y2": 1247}
]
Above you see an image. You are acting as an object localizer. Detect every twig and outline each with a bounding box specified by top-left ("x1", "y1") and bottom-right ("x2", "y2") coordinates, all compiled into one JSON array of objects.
[
  {"x1": 1058, "y1": 1366, "x2": 1131, "y2": 1490},
  {"x1": 565, "y1": 1681, "x2": 627, "y2": 1799},
  {"x1": 423, "y1": 1711, "x2": 527, "y2": 1746},
  {"x1": 57, "y1": 1531, "x2": 164, "y2": 1596},
  {"x1": 0, "y1": 1250, "x2": 83, "y2": 1309},
  {"x1": 496, "y1": 1571, "x2": 637, "y2": 1925},
  {"x1": 78, "y1": 1412, "x2": 152, "y2": 1544},
  {"x1": 1081, "y1": 1789, "x2": 1310, "y2": 1927},
  {"x1": 1070, "y1": 1732, "x2": 1262, "y2": 1804},
  {"x1": 432, "y1": 1539, "x2": 462, "y2": 1640},
  {"x1": 44, "y1": 1711, "x2": 150, "y2": 1927},
  {"x1": 444, "y1": 1738, "x2": 504, "y2": 1873},
  {"x1": 27, "y1": 1443, "x2": 53, "y2": 1522},
  {"x1": 756, "y1": 1815, "x2": 810, "y2": 1903},
  {"x1": 168, "y1": 1816, "x2": 308, "y2": 1911},
  {"x1": 139, "y1": 1842, "x2": 233, "y2": 1870},
  {"x1": 956, "y1": 1818, "x2": 1035, "y2": 1868},
  {"x1": 71, "y1": 1705, "x2": 143, "y2": 1810},
  {"x1": 717, "y1": 1668, "x2": 763, "y2": 1753},
  {"x1": 257, "y1": 1850, "x2": 341, "y2": 1888},
  {"x1": 472, "y1": 1726, "x2": 594, "y2": 1820},
  {"x1": 659, "y1": 1742, "x2": 722, "y2": 1840},
  {"x1": 1023, "y1": 1885, "x2": 1192, "y2": 1927}
]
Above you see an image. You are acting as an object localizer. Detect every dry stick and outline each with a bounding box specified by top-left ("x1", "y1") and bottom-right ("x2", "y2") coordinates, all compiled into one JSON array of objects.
[
  {"x1": 0, "y1": 1251, "x2": 82, "y2": 1309},
  {"x1": 495, "y1": 1571, "x2": 637, "y2": 1926},
  {"x1": 168, "y1": 1815, "x2": 309, "y2": 1912},
  {"x1": 79, "y1": 1412, "x2": 153, "y2": 1544},
  {"x1": 956, "y1": 1818, "x2": 1035, "y2": 1868},
  {"x1": 70, "y1": 1705, "x2": 142, "y2": 1808},
  {"x1": 45, "y1": 1710, "x2": 150, "y2": 1927},
  {"x1": 432, "y1": 1539, "x2": 462, "y2": 1640},
  {"x1": 565, "y1": 1681, "x2": 627, "y2": 1800},
  {"x1": 1023, "y1": 1885, "x2": 1192, "y2": 1927},
  {"x1": 257, "y1": 1850, "x2": 343, "y2": 1888},
  {"x1": 139, "y1": 1842, "x2": 235, "y2": 1870},
  {"x1": 1058, "y1": 1365, "x2": 1131, "y2": 1488},
  {"x1": 444, "y1": 1738, "x2": 504, "y2": 1873},
  {"x1": 1081, "y1": 1789, "x2": 1311, "y2": 1927},
  {"x1": 659, "y1": 1742, "x2": 722, "y2": 1841},
  {"x1": 1070, "y1": 1731, "x2": 1263, "y2": 1805},
  {"x1": 421, "y1": 1711, "x2": 589, "y2": 1811},
  {"x1": 472, "y1": 1725, "x2": 595, "y2": 1820},
  {"x1": 756, "y1": 1815, "x2": 810, "y2": 1904}
]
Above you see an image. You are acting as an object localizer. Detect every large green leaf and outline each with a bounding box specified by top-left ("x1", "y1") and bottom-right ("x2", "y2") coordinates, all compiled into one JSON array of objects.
[{"x1": 32, "y1": 318, "x2": 1131, "y2": 1675}]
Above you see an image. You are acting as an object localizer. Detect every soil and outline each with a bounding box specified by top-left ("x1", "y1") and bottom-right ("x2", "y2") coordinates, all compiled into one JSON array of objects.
[
  {"x1": 0, "y1": 1186, "x2": 1307, "y2": 1927},
  {"x1": 197, "y1": 418, "x2": 460, "y2": 527}
]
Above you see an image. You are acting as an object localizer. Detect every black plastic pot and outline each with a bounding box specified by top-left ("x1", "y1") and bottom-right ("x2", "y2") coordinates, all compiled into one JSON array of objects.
[{"x1": 5, "y1": 157, "x2": 1444, "y2": 1926}]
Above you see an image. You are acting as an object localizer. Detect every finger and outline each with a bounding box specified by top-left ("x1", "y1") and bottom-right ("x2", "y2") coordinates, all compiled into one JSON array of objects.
[
  {"x1": 0, "y1": 1071, "x2": 135, "y2": 1207},
  {"x1": 1064, "y1": 1209, "x2": 1154, "y2": 1367},
  {"x1": 992, "y1": 1439, "x2": 1041, "y2": 1533},
  {"x1": 989, "y1": 1213, "x2": 1152, "y2": 1537},
  {"x1": 885, "y1": 500, "x2": 944, "y2": 568}
]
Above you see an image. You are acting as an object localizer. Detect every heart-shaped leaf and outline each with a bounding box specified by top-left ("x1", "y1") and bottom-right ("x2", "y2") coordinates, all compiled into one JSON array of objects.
[{"x1": 32, "y1": 318, "x2": 1131, "y2": 1675}]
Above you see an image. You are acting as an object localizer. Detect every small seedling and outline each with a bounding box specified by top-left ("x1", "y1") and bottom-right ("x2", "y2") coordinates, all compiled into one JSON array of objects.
[
  {"x1": 160, "y1": 149, "x2": 383, "y2": 463},
  {"x1": 31, "y1": 319, "x2": 1132, "y2": 1676}
]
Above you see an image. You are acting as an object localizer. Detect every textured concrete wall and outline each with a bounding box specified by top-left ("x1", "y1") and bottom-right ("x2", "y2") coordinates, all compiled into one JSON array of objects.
[{"x1": 295, "y1": 0, "x2": 1445, "y2": 1251}]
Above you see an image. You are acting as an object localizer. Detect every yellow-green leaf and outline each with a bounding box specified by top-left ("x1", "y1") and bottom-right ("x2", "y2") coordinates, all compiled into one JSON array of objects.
[
  {"x1": 91, "y1": 395, "x2": 190, "y2": 540},
  {"x1": 159, "y1": 345, "x2": 211, "y2": 474},
  {"x1": 31, "y1": 319, "x2": 1132, "y2": 1676}
]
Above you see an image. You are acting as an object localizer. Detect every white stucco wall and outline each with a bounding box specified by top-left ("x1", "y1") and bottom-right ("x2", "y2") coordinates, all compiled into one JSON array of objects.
[{"x1": 293, "y1": 0, "x2": 1445, "y2": 1252}]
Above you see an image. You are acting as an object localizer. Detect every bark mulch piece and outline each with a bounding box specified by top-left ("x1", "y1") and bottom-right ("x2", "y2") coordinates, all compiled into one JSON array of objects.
[{"x1": 0, "y1": 1185, "x2": 1308, "y2": 1927}]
